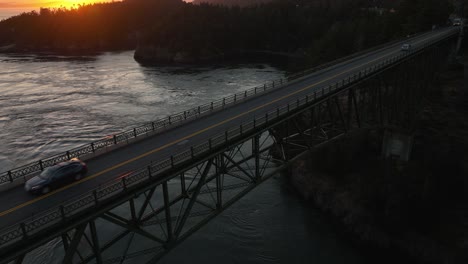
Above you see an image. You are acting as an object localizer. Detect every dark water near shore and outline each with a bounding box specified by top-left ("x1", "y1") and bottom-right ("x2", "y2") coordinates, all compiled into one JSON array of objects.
[{"x1": 1, "y1": 50, "x2": 371, "y2": 263}]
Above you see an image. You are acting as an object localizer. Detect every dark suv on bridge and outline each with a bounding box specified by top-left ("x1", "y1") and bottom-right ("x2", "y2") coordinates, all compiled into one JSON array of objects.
[{"x1": 24, "y1": 158, "x2": 88, "y2": 194}]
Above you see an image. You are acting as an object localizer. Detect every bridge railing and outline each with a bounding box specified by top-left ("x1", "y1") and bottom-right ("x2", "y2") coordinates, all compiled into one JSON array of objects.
[
  {"x1": 0, "y1": 31, "x2": 456, "y2": 248},
  {"x1": 0, "y1": 78, "x2": 284, "y2": 186},
  {"x1": 0, "y1": 28, "x2": 455, "y2": 187},
  {"x1": 285, "y1": 29, "x2": 441, "y2": 81}
]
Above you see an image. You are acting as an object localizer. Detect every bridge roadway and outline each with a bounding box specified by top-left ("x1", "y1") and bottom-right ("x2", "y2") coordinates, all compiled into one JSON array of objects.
[{"x1": 0, "y1": 27, "x2": 458, "y2": 230}]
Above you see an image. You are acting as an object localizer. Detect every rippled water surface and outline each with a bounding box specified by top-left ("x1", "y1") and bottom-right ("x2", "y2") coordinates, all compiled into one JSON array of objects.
[
  {"x1": 1, "y1": 51, "x2": 370, "y2": 264},
  {"x1": 0, "y1": 51, "x2": 282, "y2": 170}
]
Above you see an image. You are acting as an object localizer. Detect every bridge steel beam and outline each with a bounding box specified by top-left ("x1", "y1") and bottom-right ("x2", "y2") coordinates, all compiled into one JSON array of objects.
[{"x1": 0, "y1": 33, "x2": 457, "y2": 264}]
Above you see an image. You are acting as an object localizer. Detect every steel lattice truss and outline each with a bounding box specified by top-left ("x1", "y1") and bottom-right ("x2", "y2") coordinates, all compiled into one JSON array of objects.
[{"x1": 15, "y1": 132, "x2": 279, "y2": 264}]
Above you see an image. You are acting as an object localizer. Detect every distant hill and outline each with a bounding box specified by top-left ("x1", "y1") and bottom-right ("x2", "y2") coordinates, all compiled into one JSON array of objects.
[
  {"x1": 191, "y1": 0, "x2": 403, "y2": 8},
  {"x1": 0, "y1": 0, "x2": 454, "y2": 65},
  {"x1": 191, "y1": 0, "x2": 272, "y2": 6}
]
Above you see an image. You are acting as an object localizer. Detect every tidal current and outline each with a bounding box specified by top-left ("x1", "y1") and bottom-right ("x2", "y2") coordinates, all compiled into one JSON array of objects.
[{"x1": 0, "y1": 51, "x2": 370, "y2": 263}]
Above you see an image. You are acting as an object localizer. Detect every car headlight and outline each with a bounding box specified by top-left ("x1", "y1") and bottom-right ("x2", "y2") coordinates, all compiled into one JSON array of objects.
[{"x1": 31, "y1": 185, "x2": 41, "y2": 190}]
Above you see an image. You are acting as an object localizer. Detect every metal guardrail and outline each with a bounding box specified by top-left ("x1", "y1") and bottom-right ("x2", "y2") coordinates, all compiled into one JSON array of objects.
[
  {"x1": 0, "y1": 29, "x2": 457, "y2": 248},
  {"x1": 0, "y1": 29, "x2": 442, "y2": 186}
]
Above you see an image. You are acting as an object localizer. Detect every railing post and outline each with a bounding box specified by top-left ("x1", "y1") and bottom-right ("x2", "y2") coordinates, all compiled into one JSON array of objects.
[
  {"x1": 198, "y1": 106, "x2": 201, "y2": 114},
  {"x1": 210, "y1": 102, "x2": 213, "y2": 110},
  {"x1": 133, "y1": 128, "x2": 137, "y2": 138},
  {"x1": 287, "y1": 103, "x2": 290, "y2": 112},
  {"x1": 152, "y1": 122, "x2": 155, "y2": 131},
  {"x1": 245, "y1": 91, "x2": 247, "y2": 98},
  {"x1": 39, "y1": 160, "x2": 43, "y2": 171},
  {"x1": 113, "y1": 135, "x2": 117, "y2": 144},
  {"x1": 184, "y1": 111, "x2": 187, "y2": 120},
  {"x1": 20, "y1": 223, "x2": 27, "y2": 239},
  {"x1": 168, "y1": 116, "x2": 172, "y2": 125},
  {"x1": 93, "y1": 190, "x2": 99, "y2": 204},
  {"x1": 264, "y1": 84, "x2": 266, "y2": 91},
  {"x1": 8, "y1": 171, "x2": 13, "y2": 182},
  {"x1": 122, "y1": 177, "x2": 127, "y2": 190},
  {"x1": 265, "y1": 113, "x2": 269, "y2": 123},
  {"x1": 234, "y1": 94, "x2": 237, "y2": 102},
  {"x1": 147, "y1": 166, "x2": 152, "y2": 177},
  {"x1": 91, "y1": 142, "x2": 95, "y2": 153},
  {"x1": 255, "y1": 87, "x2": 257, "y2": 94},
  {"x1": 60, "y1": 205, "x2": 66, "y2": 220}
]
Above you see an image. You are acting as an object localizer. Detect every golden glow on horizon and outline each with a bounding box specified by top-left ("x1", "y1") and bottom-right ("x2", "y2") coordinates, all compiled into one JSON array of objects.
[
  {"x1": 3, "y1": 0, "x2": 189, "y2": 10},
  {"x1": 0, "y1": 1, "x2": 116, "y2": 9}
]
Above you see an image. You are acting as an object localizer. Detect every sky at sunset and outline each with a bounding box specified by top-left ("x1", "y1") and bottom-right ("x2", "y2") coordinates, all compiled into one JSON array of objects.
[
  {"x1": 0, "y1": 0, "x2": 107, "y2": 9},
  {"x1": 0, "y1": 0, "x2": 114, "y2": 20},
  {"x1": 0, "y1": 0, "x2": 191, "y2": 20}
]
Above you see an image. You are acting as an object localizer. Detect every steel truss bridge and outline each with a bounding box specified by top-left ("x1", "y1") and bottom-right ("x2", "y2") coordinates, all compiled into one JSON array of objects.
[{"x1": 0, "y1": 27, "x2": 461, "y2": 263}]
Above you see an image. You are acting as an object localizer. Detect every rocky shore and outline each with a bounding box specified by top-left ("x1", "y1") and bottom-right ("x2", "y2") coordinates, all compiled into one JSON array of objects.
[{"x1": 288, "y1": 57, "x2": 468, "y2": 263}]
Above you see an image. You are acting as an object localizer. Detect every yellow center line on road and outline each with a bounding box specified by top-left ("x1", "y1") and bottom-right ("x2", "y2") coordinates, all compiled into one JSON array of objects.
[{"x1": 0, "y1": 31, "x2": 447, "y2": 217}]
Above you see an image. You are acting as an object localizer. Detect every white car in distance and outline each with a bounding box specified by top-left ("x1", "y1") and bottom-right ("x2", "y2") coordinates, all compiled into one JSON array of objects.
[{"x1": 401, "y1": 43, "x2": 412, "y2": 52}]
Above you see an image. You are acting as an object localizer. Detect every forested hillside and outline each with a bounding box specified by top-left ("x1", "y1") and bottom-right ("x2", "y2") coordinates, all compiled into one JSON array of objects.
[
  {"x1": 0, "y1": 0, "x2": 454, "y2": 65},
  {"x1": 191, "y1": 0, "x2": 272, "y2": 6}
]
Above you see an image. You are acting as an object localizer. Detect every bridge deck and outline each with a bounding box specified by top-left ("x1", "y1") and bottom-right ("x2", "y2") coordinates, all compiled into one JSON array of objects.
[{"x1": 0, "y1": 27, "x2": 458, "y2": 230}]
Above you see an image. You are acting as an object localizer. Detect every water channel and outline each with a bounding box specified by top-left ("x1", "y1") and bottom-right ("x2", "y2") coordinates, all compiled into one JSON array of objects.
[{"x1": 0, "y1": 51, "x2": 372, "y2": 263}]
